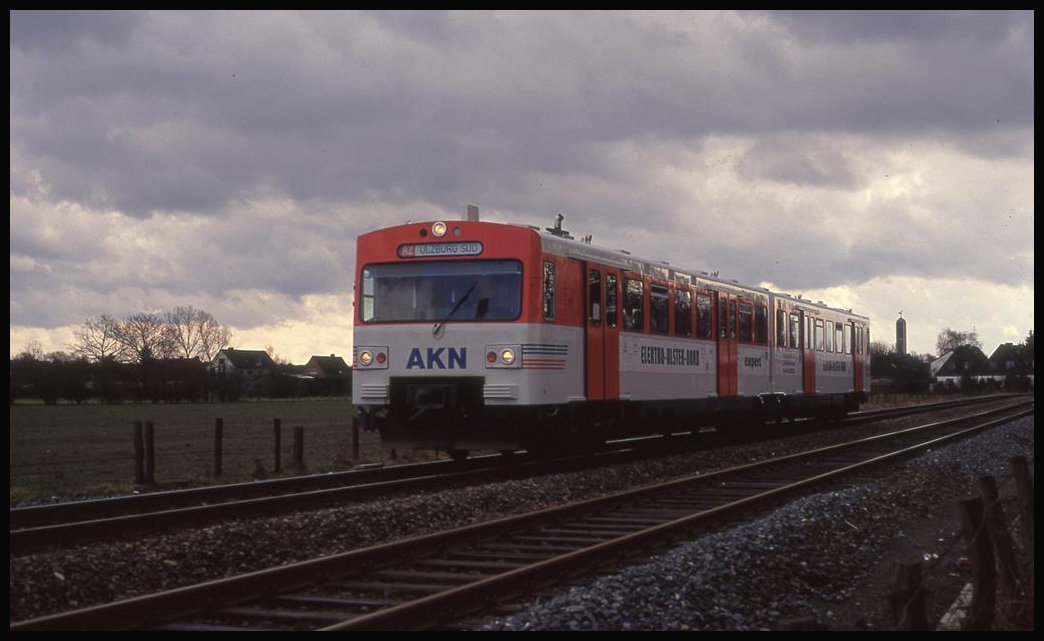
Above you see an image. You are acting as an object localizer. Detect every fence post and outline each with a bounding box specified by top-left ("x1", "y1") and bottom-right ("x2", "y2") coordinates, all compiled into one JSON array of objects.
[
  {"x1": 213, "y1": 418, "x2": 223, "y2": 478},
  {"x1": 1009, "y1": 456, "x2": 1034, "y2": 550},
  {"x1": 958, "y1": 496, "x2": 995, "y2": 631},
  {"x1": 144, "y1": 420, "x2": 156, "y2": 485},
  {"x1": 293, "y1": 426, "x2": 304, "y2": 471},
  {"x1": 273, "y1": 418, "x2": 282, "y2": 473},
  {"x1": 889, "y1": 559, "x2": 929, "y2": 630},
  {"x1": 133, "y1": 420, "x2": 144, "y2": 484},
  {"x1": 978, "y1": 475, "x2": 1018, "y2": 602},
  {"x1": 352, "y1": 415, "x2": 360, "y2": 462}
]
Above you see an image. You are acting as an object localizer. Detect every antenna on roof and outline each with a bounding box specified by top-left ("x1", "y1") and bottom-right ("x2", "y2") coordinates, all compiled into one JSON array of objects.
[{"x1": 546, "y1": 214, "x2": 574, "y2": 239}]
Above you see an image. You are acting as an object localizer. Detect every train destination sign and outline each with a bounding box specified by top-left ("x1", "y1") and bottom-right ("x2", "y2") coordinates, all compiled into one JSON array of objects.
[{"x1": 397, "y1": 241, "x2": 483, "y2": 258}]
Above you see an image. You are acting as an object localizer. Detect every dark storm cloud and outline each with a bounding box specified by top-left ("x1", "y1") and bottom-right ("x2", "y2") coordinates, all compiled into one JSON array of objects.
[
  {"x1": 10, "y1": 9, "x2": 143, "y2": 52},
  {"x1": 766, "y1": 9, "x2": 1025, "y2": 44},
  {"x1": 10, "y1": 10, "x2": 1033, "y2": 218},
  {"x1": 9, "y1": 11, "x2": 1035, "y2": 353}
]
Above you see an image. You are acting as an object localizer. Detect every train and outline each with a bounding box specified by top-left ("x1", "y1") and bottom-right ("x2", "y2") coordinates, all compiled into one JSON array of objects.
[{"x1": 352, "y1": 209, "x2": 870, "y2": 459}]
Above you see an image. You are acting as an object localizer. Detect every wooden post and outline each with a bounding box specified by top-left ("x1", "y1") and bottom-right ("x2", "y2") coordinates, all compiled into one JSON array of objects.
[
  {"x1": 293, "y1": 426, "x2": 304, "y2": 471},
  {"x1": 213, "y1": 418, "x2": 223, "y2": 478},
  {"x1": 144, "y1": 420, "x2": 156, "y2": 485},
  {"x1": 352, "y1": 415, "x2": 360, "y2": 462},
  {"x1": 958, "y1": 496, "x2": 995, "y2": 631},
  {"x1": 1009, "y1": 456, "x2": 1033, "y2": 550},
  {"x1": 133, "y1": 420, "x2": 144, "y2": 484},
  {"x1": 889, "y1": 559, "x2": 929, "y2": 630},
  {"x1": 978, "y1": 475, "x2": 1018, "y2": 602},
  {"x1": 273, "y1": 418, "x2": 282, "y2": 473}
]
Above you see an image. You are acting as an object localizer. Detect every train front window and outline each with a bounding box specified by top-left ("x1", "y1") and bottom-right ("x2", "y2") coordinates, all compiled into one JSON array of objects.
[{"x1": 360, "y1": 260, "x2": 522, "y2": 323}]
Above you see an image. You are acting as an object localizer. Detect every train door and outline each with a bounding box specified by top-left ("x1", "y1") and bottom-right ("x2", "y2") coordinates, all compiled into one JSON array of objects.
[
  {"x1": 852, "y1": 323, "x2": 865, "y2": 392},
  {"x1": 584, "y1": 265, "x2": 604, "y2": 400},
  {"x1": 803, "y1": 312, "x2": 816, "y2": 394},
  {"x1": 716, "y1": 292, "x2": 738, "y2": 396},
  {"x1": 584, "y1": 264, "x2": 620, "y2": 401}
]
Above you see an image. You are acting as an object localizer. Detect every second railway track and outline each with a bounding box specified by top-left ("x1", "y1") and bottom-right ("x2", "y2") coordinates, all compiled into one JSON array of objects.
[
  {"x1": 11, "y1": 398, "x2": 1032, "y2": 631},
  {"x1": 9, "y1": 395, "x2": 1012, "y2": 554}
]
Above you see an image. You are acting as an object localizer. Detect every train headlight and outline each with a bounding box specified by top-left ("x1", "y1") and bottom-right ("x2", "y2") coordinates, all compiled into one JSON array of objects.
[
  {"x1": 432, "y1": 221, "x2": 448, "y2": 237},
  {"x1": 484, "y1": 344, "x2": 521, "y2": 369},
  {"x1": 356, "y1": 347, "x2": 389, "y2": 369}
]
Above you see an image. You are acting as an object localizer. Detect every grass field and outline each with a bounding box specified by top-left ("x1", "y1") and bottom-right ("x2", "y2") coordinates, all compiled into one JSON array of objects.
[
  {"x1": 8, "y1": 398, "x2": 425, "y2": 504},
  {"x1": 9, "y1": 392, "x2": 960, "y2": 504}
]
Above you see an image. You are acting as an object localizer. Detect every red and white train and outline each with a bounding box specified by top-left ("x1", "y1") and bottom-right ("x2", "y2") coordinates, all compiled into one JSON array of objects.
[{"x1": 352, "y1": 210, "x2": 870, "y2": 459}]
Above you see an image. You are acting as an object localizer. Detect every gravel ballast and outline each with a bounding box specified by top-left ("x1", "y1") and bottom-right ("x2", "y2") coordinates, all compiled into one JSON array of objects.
[
  {"x1": 478, "y1": 415, "x2": 1035, "y2": 630},
  {"x1": 9, "y1": 410, "x2": 1033, "y2": 629}
]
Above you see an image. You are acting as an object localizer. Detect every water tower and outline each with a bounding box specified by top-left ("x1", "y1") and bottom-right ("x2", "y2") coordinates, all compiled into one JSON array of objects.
[{"x1": 896, "y1": 311, "x2": 907, "y2": 356}]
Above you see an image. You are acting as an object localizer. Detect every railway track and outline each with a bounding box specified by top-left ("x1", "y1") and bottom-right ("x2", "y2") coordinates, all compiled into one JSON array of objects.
[
  {"x1": 11, "y1": 398, "x2": 1031, "y2": 631},
  {"x1": 9, "y1": 395, "x2": 1010, "y2": 554}
]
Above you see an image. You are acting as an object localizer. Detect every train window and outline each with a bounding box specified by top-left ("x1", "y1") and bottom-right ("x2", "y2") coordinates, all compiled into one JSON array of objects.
[
  {"x1": 790, "y1": 313, "x2": 801, "y2": 350},
  {"x1": 696, "y1": 294, "x2": 712, "y2": 338},
  {"x1": 844, "y1": 323, "x2": 853, "y2": 355},
  {"x1": 814, "y1": 319, "x2": 824, "y2": 351},
  {"x1": 543, "y1": 260, "x2": 556, "y2": 322},
  {"x1": 777, "y1": 310, "x2": 787, "y2": 347},
  {"x1": 728, "y1": 299, "x2": 737, "y2": 339},
  {"x1": 650, "y1": 284, "x2": 669, "y2": 334},
  {"x1": 738, "y1": 301, "x2": 753, "y2": 342},
  {"x1": 806, "y1": 316, "x2": 813, "y2": 350},
  {"x1": 624, "y1": 278, "x2": 644, "y2": 331},
  {"x1": 588, "y1": 270, "x2": 601, "y2": 324},
  {"x1": 675, "y1": 289, "x2": 692, "y2": 337},
  {"x1": 359, "y1": 260, "x2": 522, "y2": 323},
  {"x1": 361, "y1": 267, "x2": 376, "y2": 321},
  {"x1": 837, "y1": 323, "x2": 846, "y2": 354},
  {"x1": 718, "y1": 297, "x2": 727, "y2": 339},
  {"x1": 755, "y1": 305, "x2": 768, "y2": 345},
  {"x1": 826, "y1": 321, "x2": 834, "y2": 352},
  {"x1": 606, "y1": 274, "x2": 618, "y2": 328}
]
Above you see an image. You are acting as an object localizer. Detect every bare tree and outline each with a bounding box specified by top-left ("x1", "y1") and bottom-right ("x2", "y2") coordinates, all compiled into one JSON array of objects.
[
  {"x1": 115, "y1": 312, "x2": 175, "y2": 363},
  {"x1": 869, "y1": 340, "x2": 893, "y2": 357},
  {"x1": 936, "y1": 327, "x2": 982, "y2": 356},
  {"x1": 16, "y1": 340, "x2": 45, "y2": 361},
  {"x1": 72, "y1": 314, "x2": 128, "y2": 362},
  {"x1": 265, "y1": 344, "x2": 290, "y2": 366},
  {"x1": 195, "y1": 311, "x2": 232, "y2": 362},
  {"x1": 167, "y1": 306, "x2": 230, "y2": 361}
]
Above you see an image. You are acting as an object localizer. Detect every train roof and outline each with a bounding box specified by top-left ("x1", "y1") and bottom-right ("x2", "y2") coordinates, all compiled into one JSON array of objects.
[
  {"x1": 528, "y1": 219, "x2": 868, "y2": 321},
  {"x1": 361, "y1": 216, "x2": 867, "y2": 321}
]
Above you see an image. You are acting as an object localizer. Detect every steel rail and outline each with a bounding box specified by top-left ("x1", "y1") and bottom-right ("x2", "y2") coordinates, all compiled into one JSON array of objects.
[
  {"x1": 10, "y1": 400, "x2": 1031, "y2": 631},
  {"x1": 10, "y1": 394, "x2": 1013, "y2": 536}
]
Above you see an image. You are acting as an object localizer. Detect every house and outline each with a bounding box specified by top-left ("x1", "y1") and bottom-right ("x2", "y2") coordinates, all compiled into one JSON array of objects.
[
  {"x1": 210, "y1": 348, "x2": 277, "y2": 398},
  {"x1": 302, "y1": 354, "x2": 350, "y2": 396},
  {"x1": 988, "y1": 343, "x2": 1027, "y2": 375},
  {"x1": 211, "y1": 348, "x2": 277, "y2": 377},
  {"x1": 930, "y1": 345, "x2": 990, "y2": 390},
  {"x1": 987, "y1": 343, "x2": 1034, "y2": 391},
  {"x1": 304, "y1": 354, "x2": 349, "y2": 379}
]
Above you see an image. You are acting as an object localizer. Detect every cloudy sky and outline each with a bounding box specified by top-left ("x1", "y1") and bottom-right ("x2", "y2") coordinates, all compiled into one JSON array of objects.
[{"x1": 10, "y1": 10, "x2": 1034, "y2": 362}]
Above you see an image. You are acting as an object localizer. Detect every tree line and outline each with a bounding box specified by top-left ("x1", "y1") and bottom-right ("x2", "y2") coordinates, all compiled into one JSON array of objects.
[
  {"x1": 12, "y1": 308, "x2": 235, "y2": 404},
  {"x1": 870, "y1": 328, "x2": 1034, "y2": 394},
  {"x1": 71, "y1": 307, "x2": 231, "y2": 364}
]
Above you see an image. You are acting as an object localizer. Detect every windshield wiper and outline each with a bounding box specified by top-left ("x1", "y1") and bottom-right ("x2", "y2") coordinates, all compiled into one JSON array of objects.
[{"x1": 432, "y1": 281, "x2": 478, "y2": 338}]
